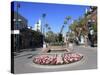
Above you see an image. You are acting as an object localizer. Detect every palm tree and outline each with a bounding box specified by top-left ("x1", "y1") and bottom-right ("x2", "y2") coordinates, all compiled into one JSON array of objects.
[
  {"x1": 62, "y1": 16, "x2": 71, "y2": 47},
  {"x1": 42, "y1": 13, "x2": 46, "y2": 34},
  {"x1": 45, "y1": 23, "x2": 48, "y2": 29},
  {"x1": 45, "y1": 23, "x2": 48, "y2": 36},
  {"x1": 65, "y1": 16, "x2": 71, "y2": 32},
  {"x1": 48, "y1": 27, "x2": 51, "y2": 31},
  {"x1": 65, "y1": 16, "x2": 71, "y2": 21},
  {"x1": 42, "y1": 13, "x2": 46, "y2": 18},
  {"x1": 64, "y1": 20, "x2": 67, "y2": 25}
]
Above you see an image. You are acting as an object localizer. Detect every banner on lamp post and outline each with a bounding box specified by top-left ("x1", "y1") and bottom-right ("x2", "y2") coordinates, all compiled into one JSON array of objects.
[{"x1": 11, "y1": 30, "x2": 20, "y2": 34}]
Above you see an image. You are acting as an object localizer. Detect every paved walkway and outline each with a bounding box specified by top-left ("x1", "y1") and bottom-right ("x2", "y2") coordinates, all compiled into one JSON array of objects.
[{"x1": 14, "y1": 46, "x2": 97, "y2": 74}]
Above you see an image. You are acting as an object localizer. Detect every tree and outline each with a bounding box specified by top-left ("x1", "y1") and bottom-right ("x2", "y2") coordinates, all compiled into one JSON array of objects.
[
  {"x1": 48, "y1": 27, "x2": 51, "y2": 31},
  {"x1": 65, "y1": 16, "x2": 71, "y2": 21},
  {"x1": 42, "y1": 13, "x2": 46, "y2": 35},
  {"x1": 64, "y1": 16, "x2": 71, "y2": 25},
  {"x1": 65, "y1": 16, "x2": 71, "y2": 32},
  {"x1": 92, "y1": 23, "x2": 97, "y2": 32},
  {"x1": 59, "y1": 16, "x2": 71, "y2": 43},
  {"x1": 42, "y1": 13, "x2": 46, "y2": 18},
  {"x1": 90, "y1": 6, "x2": 97, "y2": 12},
  {"x1": 78, "y1": 17, "x2": 88, "y2": 41},
  {"x1": 69, "y1": 16, "x2": 88, "y2": 47},
  {"x1": 69, "y1": 20, "x2": 79, "y2": 37},
  {"x1": 45, "y1": 23, "x2": 48, "y2": 36},
  {"x1": 45, "y1": 31, "x2": 57, "y2": 43}
]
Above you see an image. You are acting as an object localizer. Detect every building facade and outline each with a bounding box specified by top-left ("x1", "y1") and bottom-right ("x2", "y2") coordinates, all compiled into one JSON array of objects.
[{"x1": 11, "y1": 12, "x2": 43, "y2": 52}]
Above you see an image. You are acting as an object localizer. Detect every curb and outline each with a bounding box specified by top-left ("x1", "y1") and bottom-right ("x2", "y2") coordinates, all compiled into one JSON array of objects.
[{"x1": 30, "y1": 55, "x2": 86, "y2": 69}]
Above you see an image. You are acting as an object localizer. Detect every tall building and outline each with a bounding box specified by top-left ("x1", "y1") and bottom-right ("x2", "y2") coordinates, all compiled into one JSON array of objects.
[{"x1": 34, "y1": 19, "x2": 42, "y2": 32}]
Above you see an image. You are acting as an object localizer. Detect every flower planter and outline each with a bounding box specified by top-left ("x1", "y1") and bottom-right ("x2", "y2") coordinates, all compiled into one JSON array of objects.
[{"x1": 33, "y1": 53, "x2": 83, "y2": 65}]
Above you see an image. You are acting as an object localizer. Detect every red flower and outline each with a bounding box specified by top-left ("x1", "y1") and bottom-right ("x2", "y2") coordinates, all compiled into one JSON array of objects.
[{"x1": 33, "y1": 53, "x2": 83, "y2": 65}]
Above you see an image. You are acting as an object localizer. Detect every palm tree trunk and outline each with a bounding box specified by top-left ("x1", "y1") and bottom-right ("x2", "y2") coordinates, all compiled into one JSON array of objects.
[{"x1": 84, "y1": 35, "x2": 88, "y2": 47}]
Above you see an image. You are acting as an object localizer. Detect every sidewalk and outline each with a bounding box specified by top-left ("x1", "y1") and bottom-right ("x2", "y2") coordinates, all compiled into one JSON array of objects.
[
  {"x1": 14, "y1": 45, "x2": 97, "y2": 58},
  {"x1": 75, "y1": 45, "x2": 97, "y2": 50},
  {"x1": 14, "y1": 45, "x2": 97, "y2": 73},
  {"x1": 14, "y1": 48, "x2": 43, "y2": 58}
]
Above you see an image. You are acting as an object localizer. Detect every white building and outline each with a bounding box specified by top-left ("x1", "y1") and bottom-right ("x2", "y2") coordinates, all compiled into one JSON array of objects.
[{"x1": 33, "y1": 19, "x2": 41, "y2": 32}]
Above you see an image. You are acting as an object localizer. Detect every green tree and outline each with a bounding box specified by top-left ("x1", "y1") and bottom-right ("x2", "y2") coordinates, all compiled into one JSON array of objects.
[
  {"x1": 64, "y1": 16, "x2": 71, "y2": 25},
  {"x1": 65, "y1": 16, "x2": 71, "y2": 21},
  {"x1": 45, "y1": 31, "x2": 56, "y2": 43},
  {"x1": 69, "y1": 20, "x2": 79, "y2": 37},
  {"x1": 92, "y1": 23, "x2": 97, "y2": 32},
  {"x1": 48, "y1": 27, "x2": 51, "y2": 31}
]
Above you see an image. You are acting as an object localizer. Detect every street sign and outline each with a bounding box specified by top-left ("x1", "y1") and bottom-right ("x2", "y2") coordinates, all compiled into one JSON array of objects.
[{"x1": 11, "y1": 30, "x2": 20, "y2": 34}]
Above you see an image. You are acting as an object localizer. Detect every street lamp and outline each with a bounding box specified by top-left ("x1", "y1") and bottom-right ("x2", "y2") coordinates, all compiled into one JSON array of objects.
[
  {"x1": 16, "y1": 2, "x2": 21, "y2": 52},
  {"x1": 13, "y1": 18, "x2": 22, "y2": 52}
]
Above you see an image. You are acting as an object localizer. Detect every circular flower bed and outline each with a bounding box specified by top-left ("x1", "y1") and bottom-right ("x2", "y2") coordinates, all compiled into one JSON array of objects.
[
  {"x1": 63, "y1": 53, "x2": 83, "y2": 64},
  {"x1": 33, "y1": 53, "x2": 83, "y2": 65}
]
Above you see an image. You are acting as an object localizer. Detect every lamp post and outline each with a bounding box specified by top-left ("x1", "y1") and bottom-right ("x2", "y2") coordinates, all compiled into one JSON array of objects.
[
  {"x1": 16, "y1": 2, "x2": 20, "y2": 52},
  {"x1": 13, "y1": 19, "x2": 22, "y2": 52}
]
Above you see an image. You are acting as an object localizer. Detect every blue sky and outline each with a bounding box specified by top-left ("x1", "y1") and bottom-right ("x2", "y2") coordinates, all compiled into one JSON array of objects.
[{"x1": 11, "y1": 1, "x2": 89, "y2": 33}]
